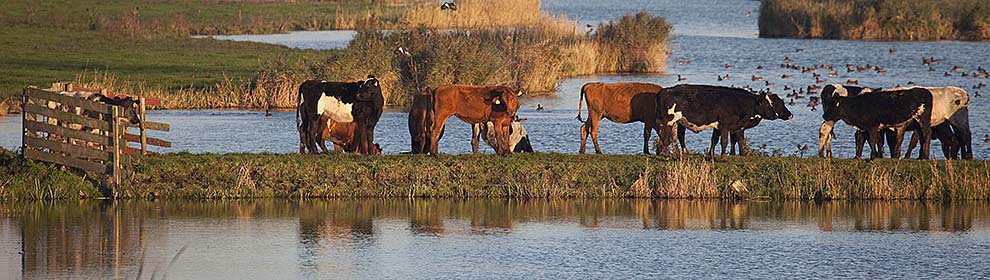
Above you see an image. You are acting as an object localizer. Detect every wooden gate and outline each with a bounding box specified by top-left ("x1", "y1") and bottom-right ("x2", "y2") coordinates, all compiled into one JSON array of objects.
[{"x1": 21, "y1": 84, "x2": 170, "y2": 193}]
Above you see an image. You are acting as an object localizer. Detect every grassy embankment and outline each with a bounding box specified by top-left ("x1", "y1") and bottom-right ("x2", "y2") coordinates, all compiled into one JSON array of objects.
[
  {"x1": 1, "y1": 0, "x2": 671, "y2": 112},
  {"x1": 759, "y1": 0, "x2": 990, "y2": 41},
  {"x1": 2, "y1": 148, "x2": 988, "y2": 201}
]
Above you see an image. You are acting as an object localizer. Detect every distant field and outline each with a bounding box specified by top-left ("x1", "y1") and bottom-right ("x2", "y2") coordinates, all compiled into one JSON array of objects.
[
  {"x1": 760, "y1": 0, "x2": 990, "y2": 41},
  {"x1": 0, "y1": 0, "x2": 397, "y2": 102}
]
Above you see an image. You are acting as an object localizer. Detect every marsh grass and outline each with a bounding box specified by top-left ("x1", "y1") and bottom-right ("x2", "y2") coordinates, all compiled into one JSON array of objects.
[
  {"x1": 319, "y1": 12, "x2": 671, "y2": 107},
  {"x1": 399, "y1": 0, "x2": 543, "y2": 29},
  {"x1": 760, "y1": 0, "x2": 990, "y2": 41}
]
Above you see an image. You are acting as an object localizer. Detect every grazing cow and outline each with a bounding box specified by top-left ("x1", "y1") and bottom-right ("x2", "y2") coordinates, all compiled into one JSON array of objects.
[
  {"x1": 296, "y1": 75, "x2": 384, "y2": 155},
  {"x1": 819, "y1": 87, "x2": 933, "y2": 159},
  {"x1": 576, "y1": 82, "x2": 663, "y2": 154},
  {"x1": 817, "y1": 84, "x2": 971, "y2": 159},
  {"x1": 473, "y1": 119, "x2": 534, "y2": 153},
  {"x1": 317, "y1": 117, "x2": 382, "y2": 155},
  {"x1": 422, "y1": 85, "x2": 522, "y2": 156},
  {"x1": 656, "y1": 84, "x2": 792, "y2": 156},
  {"x1": 409, "y1": 87, "x2": 531, "y2": 154}
]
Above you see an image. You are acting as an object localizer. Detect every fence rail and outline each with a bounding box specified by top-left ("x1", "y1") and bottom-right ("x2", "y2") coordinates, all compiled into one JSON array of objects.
[{"x1": 21, "y1": 83, "x2": 170, "y2": 193}]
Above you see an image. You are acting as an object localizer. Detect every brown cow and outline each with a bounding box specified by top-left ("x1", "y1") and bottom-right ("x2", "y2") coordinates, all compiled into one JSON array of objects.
[
  {"x1": 318, "y1": 116, "x2": 382, "y2": 155},
  {"x1": 426, "y1": 85, "x2": 522, "y2": 156},
  {"x1": 576, "y1": 82, "x2": 663, "y2": 154}
]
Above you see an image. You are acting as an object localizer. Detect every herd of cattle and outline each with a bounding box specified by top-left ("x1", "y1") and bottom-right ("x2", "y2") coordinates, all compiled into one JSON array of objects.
[{"x1": 291, "y1": 75, "x2": 974, "y2": 160}]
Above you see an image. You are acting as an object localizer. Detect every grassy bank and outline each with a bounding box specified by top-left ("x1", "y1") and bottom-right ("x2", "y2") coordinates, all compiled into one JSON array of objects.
[
  {"x1": 759, "y1": 0, "x2": 990, "y2": 41},
  {"x1": 2, "y1": 149, "x2": 988, "y2": 201}
]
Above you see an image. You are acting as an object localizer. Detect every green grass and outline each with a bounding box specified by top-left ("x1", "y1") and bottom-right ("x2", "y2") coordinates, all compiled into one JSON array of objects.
[
  {"x1": 0, "y1": 0, "x2": 389, "y2": 102},
  {"x1": 0, "y1": 26, "x2": 331, "y2": 99}
]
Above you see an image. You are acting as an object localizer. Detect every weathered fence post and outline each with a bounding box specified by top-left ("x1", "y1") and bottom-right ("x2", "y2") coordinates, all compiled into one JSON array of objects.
[
  {"x1": 111, "y1": 106, "x2": 121, "y2": 196},
  {"x1": 139, "y1": 96, "x2": 147, "y2": 155}
]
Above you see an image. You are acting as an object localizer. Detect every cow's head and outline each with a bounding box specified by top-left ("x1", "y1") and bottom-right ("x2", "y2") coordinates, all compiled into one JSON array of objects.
[
  {"x1": 98, "y1": 95, "x2": 141, "y2": 124},
  {"x1": 488, "y1": 87, "x2": 523, "y2": 155},
  {"x1": 761, "y1": 92, "x2": 792, "y2": 120},
  {"x1": 357, "y1": 75, "x2": 383, "y2": 101},
  {"x1": 821, "y1": 95, "x2": 845, "y2": 122},
  {"x1": 371, "y1": 143, "x2": 382, "y2": 155}
]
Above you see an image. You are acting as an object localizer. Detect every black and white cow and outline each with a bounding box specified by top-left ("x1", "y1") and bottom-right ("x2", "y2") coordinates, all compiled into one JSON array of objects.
[
  {"x1": 656, "y1": 84, "x2": 793, "y2": 156},
  {"x1": 296, "y1": 75, "x2": 384, "y2": 155},
  {"x1": 472, "y1": 119, "x2": 534, "y2": 154},
  {"x1": 817, "y1": 84, "x2": 970, "y2": 159},
  {"x1": 819, "y1": 86, "x2": 934, "y2": 159}
]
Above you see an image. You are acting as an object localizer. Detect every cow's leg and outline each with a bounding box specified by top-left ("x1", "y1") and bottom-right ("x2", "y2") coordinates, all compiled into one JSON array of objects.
[
  {"x1": 905, "y1": 130, "x2": 920, "y2": 159},
  {"x1": 865, "y1": 129, "x2": 879, "y2": 159},
  {"x1": 298, "y1": 120, "x2": 308, "y2": 154},
  {"x1": 719, "y1": 129, "x2": 730, "y2": 156},
  {"x1": 708, "y1": 129, "x2": 720, "y2": 156},
  {"x1": 306, "y1": 119, "x2": 321, "y2": 154},
  {"x1": 317, "y1": 118, "x2": 330, "y2": 154},
  {"x1": 428, "y1": 113, "x2": 453, "y2": 156},
  {"x1": 817, "y1": 121, "x2": 835, "y2": 158},
  {"x1": 678, "y1": 126, "x2": 688, "y2": 153},
  {"x1": 642, "y1": 124, "x2": 652, "y2": 155},
  {"x1": 579, "y1": 122, "x2": 589, "y2": 154},
  {"x1": 471, "y1": 124, "x2": 481, "y2": 154},
  {"x1": 919, "y1": 122, "x2": 932, "y2": 160},
  {"x1": 947, "y1": 108, "x2": 972, "y2": 159},
  {"x1": 736, "y1": 131, "x2": 750, "y2": 156},
  {"x1": 855, "y1": 130, "x2": 867, "y2": 159},
  {"x1": 590, "y1": 117, "x2": 603, "y2": 154},
  {"x1": 883, "y1": 129, "x2": 897, "y2": 158},
  {"x1": 891, "y1": 127, "x2": 907, "y2": 159},
  {"x1": 934, "y1": 123, "x2": 957, "y2": 159}
]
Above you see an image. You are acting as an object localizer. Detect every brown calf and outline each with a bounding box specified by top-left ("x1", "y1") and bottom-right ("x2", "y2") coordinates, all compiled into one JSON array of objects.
[
  {"x1": 318, "y1": 116, "x2": 381, "y2": 155},
  {"x1": 576, "y1": 82, "x2": 663, "y2": 154}
]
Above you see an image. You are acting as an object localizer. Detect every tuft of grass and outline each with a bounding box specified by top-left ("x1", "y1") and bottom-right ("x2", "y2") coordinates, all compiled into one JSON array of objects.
[
  {"x1": 0, "y1": 148, "x2": 102, "y2": 200},
  {"x1": 759, "y1": 0, "x2": 990, "y2": 41}
]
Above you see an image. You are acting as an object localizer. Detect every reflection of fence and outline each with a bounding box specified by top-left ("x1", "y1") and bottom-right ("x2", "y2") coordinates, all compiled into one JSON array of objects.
[{"x1": 20, "y1": 83, "x2": 170, "y2": 191}]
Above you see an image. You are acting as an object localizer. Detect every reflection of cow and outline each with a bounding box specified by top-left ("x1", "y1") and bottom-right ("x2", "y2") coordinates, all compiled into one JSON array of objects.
[
  {"x1": 422, "y1": 85, "x2": 522, "y2": 156},
  {"x1": 576, "y1": 82, "x2": 663, "y2": 154},
  {"x1": 317, "y1": 117, "x2": 381, "y2": 155},
  {"x1": 819, "y1": 86, "x2": 934, "y2": 159},
  {"x1": 473, "y1": 119, "x2": 534, "y2": 153},
  {"x1": 817, "y1": 84, "x2": 970, "y2": 159},
  {"x1": 656, "y1": 85, "x2": 792, "y2": 156},
  {"x1": 296, "y1": 76, "x2": 384, "y2": 155}
]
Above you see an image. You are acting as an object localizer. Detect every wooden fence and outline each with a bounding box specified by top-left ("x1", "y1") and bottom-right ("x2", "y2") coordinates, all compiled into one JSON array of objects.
[{"x1": 21, "y1": 83, "x2": 170, "y2": 193}]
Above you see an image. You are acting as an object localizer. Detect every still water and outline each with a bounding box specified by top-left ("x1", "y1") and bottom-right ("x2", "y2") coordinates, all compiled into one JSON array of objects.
[{"x1": 2, "y1": 199, "x2": 990, "y2": 279}]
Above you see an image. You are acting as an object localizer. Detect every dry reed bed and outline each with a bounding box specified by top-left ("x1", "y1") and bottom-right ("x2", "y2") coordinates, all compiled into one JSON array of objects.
[
  {"x1": 61, "y1": 11, "x2": 671, "y2": 109},
  {"x1": 112, "y1": 153, "x2": 990, "y2": 200},
  {"x1": 759, "y1": 0, "x2": 990, "y2": 41}
]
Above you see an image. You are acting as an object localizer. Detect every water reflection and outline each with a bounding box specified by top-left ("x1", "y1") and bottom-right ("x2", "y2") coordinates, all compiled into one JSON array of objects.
[{"x1": 2, "y1": 199, "x2": 988, "y2": 279}]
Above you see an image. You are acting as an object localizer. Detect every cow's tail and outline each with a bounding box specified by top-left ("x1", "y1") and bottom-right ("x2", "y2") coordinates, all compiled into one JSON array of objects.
[
  {"x1": 295, "y1": 85, "x2": 303, "y2": 130},
  {"x1": 576, "y1": 83, "x2": 588, "y2": 123}
]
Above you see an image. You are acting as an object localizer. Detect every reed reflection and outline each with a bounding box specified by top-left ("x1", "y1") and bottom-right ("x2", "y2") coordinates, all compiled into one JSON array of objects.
[{"x1": 2, "y1": 199, "x2": 987, "y2": 279}]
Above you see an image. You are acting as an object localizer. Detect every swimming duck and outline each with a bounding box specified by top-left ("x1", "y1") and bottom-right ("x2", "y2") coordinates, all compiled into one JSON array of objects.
[
  {"x1": 984, "y1": 134, "x2": 990, "y2": 143},
  {"x1": 536, "y1": 104, "x2": 544, "y2": 111},
  {"x1": 678, "y1": 75, "x2": 688, "y2": 81},
  {"x1": 751, "y1": 75, "x2": 764, "y2": 82},
  {"x1": 781, "y1": 74, "x2": 793, "y2": 79},
  {"x1": 846, "y1": 79, "x2": 859, "y2": 85},
  {"x1": 783, "y1": 57, "x2": 792, "y2": 63}
]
